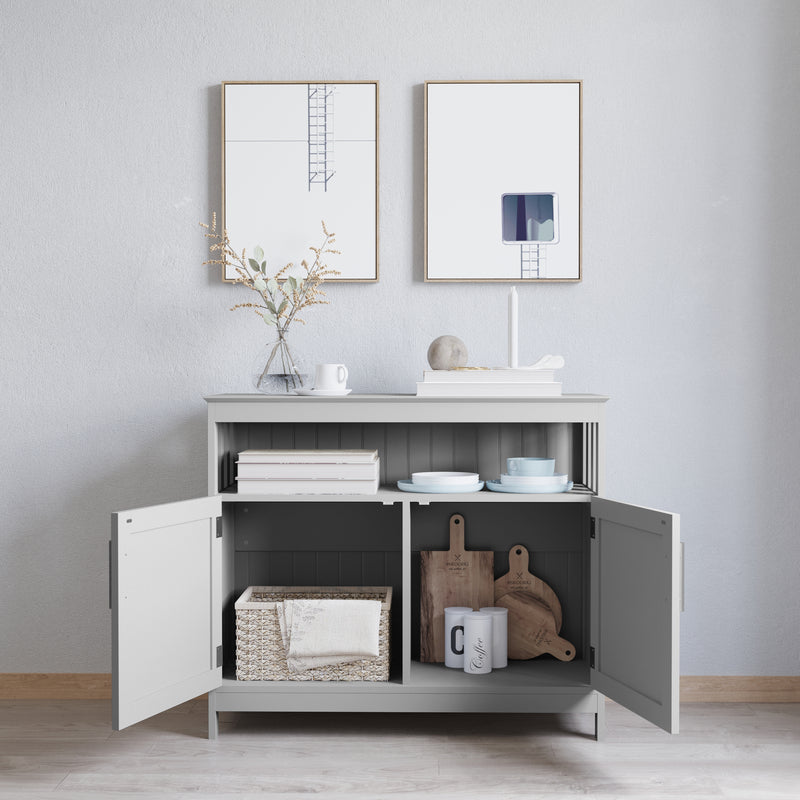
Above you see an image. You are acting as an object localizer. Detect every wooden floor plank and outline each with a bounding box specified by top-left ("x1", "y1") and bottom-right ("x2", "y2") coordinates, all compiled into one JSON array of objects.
[{"x1": 0, "y1": 700, "x2": 797, "y2": 798}]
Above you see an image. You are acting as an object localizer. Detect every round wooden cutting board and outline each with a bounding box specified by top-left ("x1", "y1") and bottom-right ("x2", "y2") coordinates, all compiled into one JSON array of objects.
[
  {"x1": 494, "y1": 544, "x2": 563, "y2": 632},
  {"x1": 495, "y1": 589, "x2": 576, "y2": 661}
]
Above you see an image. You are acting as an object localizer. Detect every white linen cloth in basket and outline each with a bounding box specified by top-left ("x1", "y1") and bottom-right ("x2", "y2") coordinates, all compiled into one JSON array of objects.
[{"x1": 276, "y1": 599, "x2": 382, "y2": 674}]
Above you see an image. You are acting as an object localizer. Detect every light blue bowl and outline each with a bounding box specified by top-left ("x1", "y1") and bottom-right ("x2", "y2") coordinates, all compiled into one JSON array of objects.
[{"x1": 506, "y1": 457, "x2": 556, "y2": 477}]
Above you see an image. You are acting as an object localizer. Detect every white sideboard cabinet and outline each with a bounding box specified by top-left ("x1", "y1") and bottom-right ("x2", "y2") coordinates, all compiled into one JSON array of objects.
[{"x1": 111, "y1": 394, "x2": 681, "y2": 740}]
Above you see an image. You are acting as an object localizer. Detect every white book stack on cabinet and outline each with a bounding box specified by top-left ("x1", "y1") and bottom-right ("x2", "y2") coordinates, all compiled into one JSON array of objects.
[
  {"x1": 235, "y1": 449, "x2": 380, "y2": 495},
  {"x1": 416, "y1": 367, "x2": 562, "y2": 397}
]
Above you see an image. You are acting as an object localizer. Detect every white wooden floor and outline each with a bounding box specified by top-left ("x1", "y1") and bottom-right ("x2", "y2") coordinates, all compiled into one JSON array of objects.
[{"x1": 0, "y1": 700, "x2": 798, "y2": 798}]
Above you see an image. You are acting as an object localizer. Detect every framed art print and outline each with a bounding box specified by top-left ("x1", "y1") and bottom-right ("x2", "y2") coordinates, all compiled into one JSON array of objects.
[
  {"x1": 222, "y1": 81, "x2": 379, "y2": 282},
  {"x1": 425, "y1": 81, "x2": 581, "y2": 282}
]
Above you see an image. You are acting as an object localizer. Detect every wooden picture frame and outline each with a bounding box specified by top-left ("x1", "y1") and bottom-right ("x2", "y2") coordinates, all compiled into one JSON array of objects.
[
  {"x1": 222, "y1": 81, "x2": 379, "y2": 282},
  {"x1": 425, "y1": 80, "x2": 581, "y2": 282}
]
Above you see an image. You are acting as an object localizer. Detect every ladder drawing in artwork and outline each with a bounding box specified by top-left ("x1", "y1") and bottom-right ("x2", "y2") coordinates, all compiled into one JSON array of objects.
[
  {"x1": 308, "y1": 84, "x2": 335, "y2": 191},
  {"x1": 520, "y1": 243, "x2": 545, "y2": 279}
]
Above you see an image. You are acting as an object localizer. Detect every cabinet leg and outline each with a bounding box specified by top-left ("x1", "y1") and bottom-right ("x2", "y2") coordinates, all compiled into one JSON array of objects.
[
  {"x1": 594, "y1": 696, "x2": 606, "y2": 741},
  {"x1": 207, "y1": 692, "x2": 218, "y2": 740}
]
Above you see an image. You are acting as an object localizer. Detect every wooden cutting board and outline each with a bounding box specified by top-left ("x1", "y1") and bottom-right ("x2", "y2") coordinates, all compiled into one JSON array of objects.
[
  {"x1": 495, "y1": 590, "x2": 576, "y2": 661},
  {"x1": 494, "y1": 544, "x2": 563, "y2": 632},
  {"x1": 420, "y1": 513, "x2": 494, "y2": 663}
]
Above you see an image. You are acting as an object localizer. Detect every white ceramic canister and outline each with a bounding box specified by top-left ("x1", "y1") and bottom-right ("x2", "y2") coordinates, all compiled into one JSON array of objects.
[
  {"x1": 479, "y1": 606, "x2": 509, "y2": 668},
  {"x1": 462, "y1": 611, "x2": 492, "y2": 674},
  {"x1": 444, "y1": 606, "x2": 473, "y2": 669}
]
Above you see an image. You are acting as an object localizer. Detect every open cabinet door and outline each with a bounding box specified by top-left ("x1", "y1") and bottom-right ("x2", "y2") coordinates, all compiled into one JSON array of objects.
[
  {"x1": 590, "y1": 497, "x2": 680, "y2": 733},
  {"x1": 111, "y1": 496, "x2": 222, "y2": 730}
]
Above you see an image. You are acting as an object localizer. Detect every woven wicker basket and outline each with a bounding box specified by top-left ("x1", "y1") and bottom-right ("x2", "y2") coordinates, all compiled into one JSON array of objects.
[{"x1": 235, "y1": 586, "x2": 392, "y2": 681}]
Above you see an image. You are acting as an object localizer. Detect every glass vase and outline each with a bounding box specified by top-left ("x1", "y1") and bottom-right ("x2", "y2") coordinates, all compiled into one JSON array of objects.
[{"x1": 251, "y1": 331, "x2": 309, "y2": 394}]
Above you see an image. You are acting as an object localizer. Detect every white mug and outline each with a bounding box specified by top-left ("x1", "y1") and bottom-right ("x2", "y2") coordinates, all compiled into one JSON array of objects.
[{"x1": 314, "y1": 363, "x2": 348, "y2": 391}]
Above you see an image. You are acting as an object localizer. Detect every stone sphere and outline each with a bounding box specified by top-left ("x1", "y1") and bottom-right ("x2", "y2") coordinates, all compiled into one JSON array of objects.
[{"x1": 427, "y1": 335, "x2": 468, "y2": 370}]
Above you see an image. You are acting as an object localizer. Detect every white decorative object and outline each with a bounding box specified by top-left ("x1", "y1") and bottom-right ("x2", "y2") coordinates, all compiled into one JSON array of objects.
[
  {"x1": 427, "y1": 335, "x2": 468, "y2": 370},
  {"x1": 479, "y1": 607, "x2": 509, "y2": 669},
  {"x1": 444, "y1": 606, "x2": 473, "y2": 669},
  {"x1": 463, "y1": 611, "x2": 492, "y2": 674},
  {"x1": 416, "y1": 381, "x2": 561, "y2": 397}
]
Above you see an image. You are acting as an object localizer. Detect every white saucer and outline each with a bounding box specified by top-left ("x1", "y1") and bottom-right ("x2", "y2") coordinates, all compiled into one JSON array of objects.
[
  {"x1": 294, "y1": 388, "x2": 352, "y2": 397},
  {"x1": 397, "y1": 479, "x2": 485, "y2": 494},
  {"x1": 486, "y1": 479, "x2": 573, "y2": 494}
]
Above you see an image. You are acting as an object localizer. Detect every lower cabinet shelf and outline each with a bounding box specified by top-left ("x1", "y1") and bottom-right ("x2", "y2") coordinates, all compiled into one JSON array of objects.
[{"x1": 209, "y1": 660, "x2": 602, "y2": 739}]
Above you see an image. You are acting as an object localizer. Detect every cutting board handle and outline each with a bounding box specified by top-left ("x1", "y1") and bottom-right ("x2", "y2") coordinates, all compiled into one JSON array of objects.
[
  {"x1": 544, "y1": 634, "x2": 576, "y2": 662},
  {"x1": 448, "y1": 513, "x2": 465, "y2": 553},
  {"x1": 509, "y1": 544, "x2": 530, "y2": 572}
]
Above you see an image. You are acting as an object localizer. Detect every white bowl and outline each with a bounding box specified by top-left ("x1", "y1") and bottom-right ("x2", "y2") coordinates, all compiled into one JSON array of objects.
[
  {"x1": 506, "y1": 457, "x2": 556, "y2": 476},
  {"x1": 500, "y1": 473, "x2": 568, "y2": 486},
  {"x1": 411, "y1": 471, "x2": 480, "y2": 485}
]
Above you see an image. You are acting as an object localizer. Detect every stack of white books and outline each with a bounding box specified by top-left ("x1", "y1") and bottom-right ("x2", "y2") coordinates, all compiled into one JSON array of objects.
[
  {"x1": 416, "y1": 367, "x2": 562, "y2": 397},
  {"x1": 235, "y1": 449, "x2": 380, "y2": 495}
]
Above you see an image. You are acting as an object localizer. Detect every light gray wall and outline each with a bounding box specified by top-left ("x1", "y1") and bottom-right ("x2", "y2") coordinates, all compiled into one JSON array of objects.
[{"x1": 1, "y1": 0, "x2": 798, "y2": 676}]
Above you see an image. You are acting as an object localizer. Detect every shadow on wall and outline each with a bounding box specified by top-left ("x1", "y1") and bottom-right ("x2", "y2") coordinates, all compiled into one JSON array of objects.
[{"x1": 0, "y1": 407, "x2": 208, "y2": 672}]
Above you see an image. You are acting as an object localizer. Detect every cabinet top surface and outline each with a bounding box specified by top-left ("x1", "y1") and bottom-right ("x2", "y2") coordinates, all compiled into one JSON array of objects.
[{"x1": 205, "y1": 393, "x2": 609, "y2": 404}]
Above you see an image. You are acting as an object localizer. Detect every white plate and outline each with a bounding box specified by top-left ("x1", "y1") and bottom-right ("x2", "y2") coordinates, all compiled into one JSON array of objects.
[
  {"x1": 294, "y1": 388, "x2": 352, "y2": 397},
  {"x1": 486, "y1": 479, "x2": 573, "y2": 494},
  {"x1": 411, "y1": 471, "x2": 480, "y2": 485},
  {"x1": 397, "y1": 479, "x2": 484, "y2": 494},
  {"x1": 499, "y1": 473, "x2": 568, "y2": 486}
]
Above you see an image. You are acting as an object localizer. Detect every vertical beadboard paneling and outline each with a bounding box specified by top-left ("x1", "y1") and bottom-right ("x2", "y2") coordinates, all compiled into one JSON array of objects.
[
  {"x1": 522, "y1": 423, "x2": 548, "y2": 458},
  {"x1": 339, "y1": 551, "x2": 364, "y2": 585},
  {"x1": 452, "y1": 424, "x2": 478, "y2": 472},
  {"x1": 430, "y1": 424, "x2": 455, "y2": 472},
  {"x1": 361, "y1": 551, "x2": 386, "y2": 585},
  {"x1": 384, "y1": 424, "x2": 410, "y2": 483},
  {"x1": 234, "y1": 551, "x2": 250, "y2": 593},
  {"x1": 339, "y1": 423, "x2": 365, "y2": 451},
  {"x1": 408, "y1": 424, "x2": 433, "y2": 476},
  {"x1": 267, "y1": 552, "x2": 293, "y2": 584},
  {"x1": 292, "y1": 423, "x2": 317, "y2": 450},
  {"x1": 386, "y1": 551, "x2": 403, "y2": 596},
  {"x1": 477, "y1": 423, "x2": 501, "y2": 479},
  {"x1": 292, "y1": 551, "x2": 317, "y2": 584},
  {"x1": 316, "y1": 552, "x2": 340, "y2": 585},
  {"x1": 270, "y1": 424, "x2": 295, "y2": 450},
  {"x1": 316, "y1": 423, "x2": 342, "y2": 449},
  {"x1": 548, "y1": 423, "x2": 572, "y2": 478}
]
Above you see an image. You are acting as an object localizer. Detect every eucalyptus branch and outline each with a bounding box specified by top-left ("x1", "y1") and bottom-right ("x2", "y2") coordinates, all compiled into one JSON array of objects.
[{"x1": 201, "y1": 219, "x2": 341, "y2": 335}]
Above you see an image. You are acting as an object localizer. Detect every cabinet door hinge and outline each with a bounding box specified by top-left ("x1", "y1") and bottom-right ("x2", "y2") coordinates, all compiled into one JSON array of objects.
[
  {"x1": 216, "y1": 645, "x2": 223, "y2": 668},
  {"x1": 590, "y1": 517, "x2": 597, "y2": 539},
  {"x1": 216, "y1": 517, "x2": 223, "y2": 538},
  {"x1": 590, "y1": 646, "x2": 596, "y2": 669}
]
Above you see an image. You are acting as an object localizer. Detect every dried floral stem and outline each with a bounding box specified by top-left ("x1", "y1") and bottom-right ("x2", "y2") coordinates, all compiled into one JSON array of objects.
[{"x1": 201, "y1": 219, "x2": 341, "y2": 337}]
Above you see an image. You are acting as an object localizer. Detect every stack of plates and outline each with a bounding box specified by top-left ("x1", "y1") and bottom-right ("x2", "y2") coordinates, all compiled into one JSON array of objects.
[
  {"x1": 397, "y1": 471, "x2": 484, "y2": 493},
  {"x1": 486, "y1": 473, "x2": 573, "y2": 494}
]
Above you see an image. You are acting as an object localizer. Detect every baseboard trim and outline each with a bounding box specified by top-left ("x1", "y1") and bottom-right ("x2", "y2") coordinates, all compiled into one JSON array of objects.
[
  {"x1": 681, "y1": 676, "x2": 800, "y2": 703},
  {"x1": 0, "y1": 673, "x2": 111, "y2": 699},
  {"x1": 2, "y1": 673, "x2": 799, "y2": 702}
]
